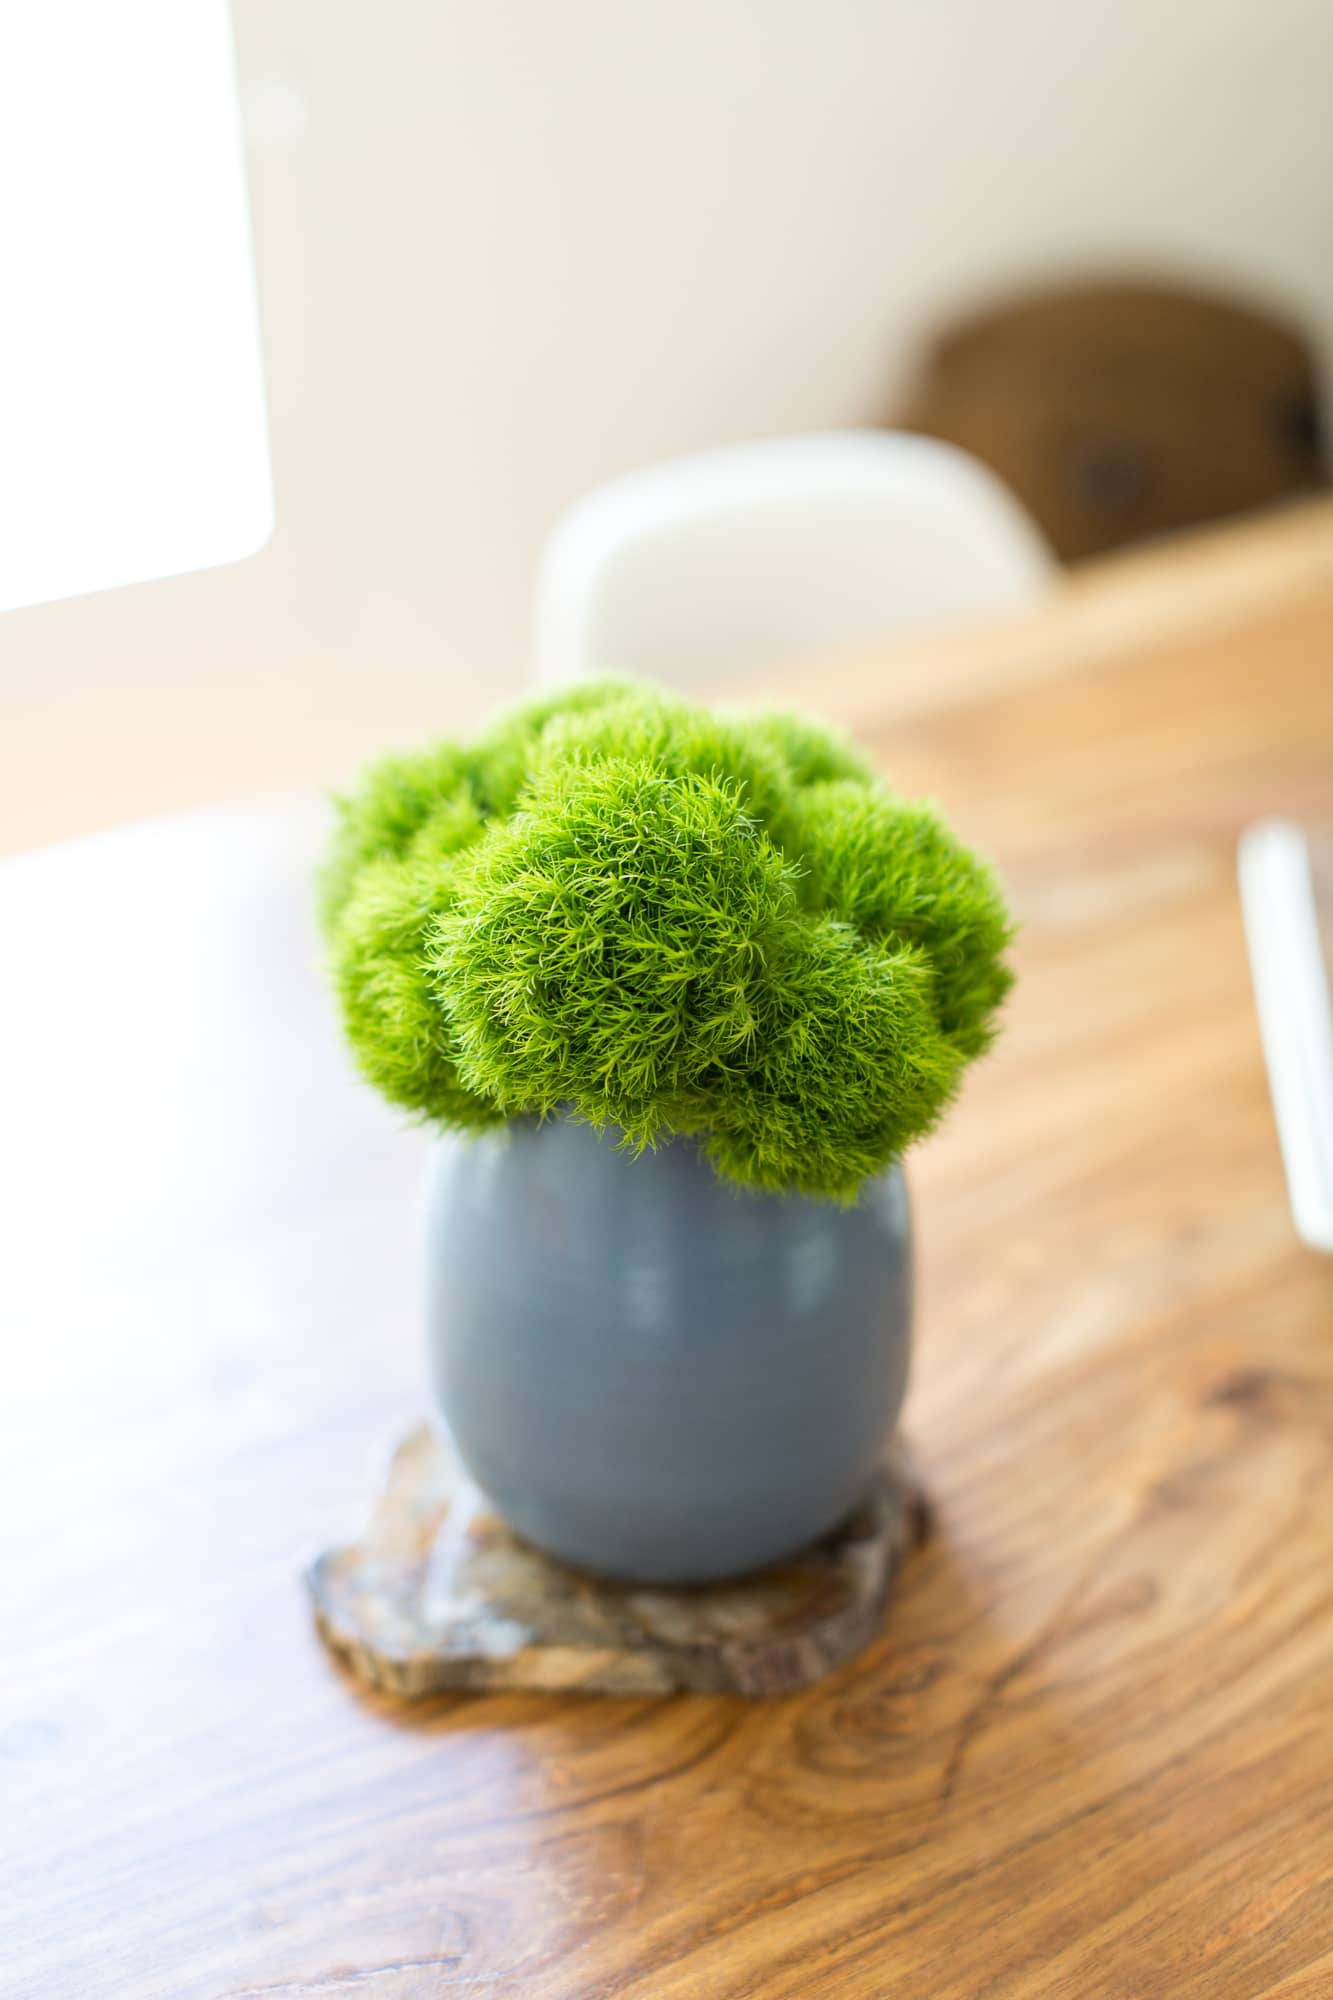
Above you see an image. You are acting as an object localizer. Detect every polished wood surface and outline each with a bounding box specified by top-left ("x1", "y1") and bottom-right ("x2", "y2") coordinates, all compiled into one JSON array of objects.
[{"x1": 5, "y1": 503, "x2": 1333, "y2": 1998}]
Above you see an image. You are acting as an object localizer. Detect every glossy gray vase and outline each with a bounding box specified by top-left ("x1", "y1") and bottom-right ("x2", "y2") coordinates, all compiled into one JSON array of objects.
[{"x1": 425, "y1": 1117, "x2": 912, "y2": 1585}]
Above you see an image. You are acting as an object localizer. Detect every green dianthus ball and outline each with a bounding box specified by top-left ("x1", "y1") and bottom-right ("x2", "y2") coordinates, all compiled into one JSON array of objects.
[
  {"x1": 779, "y1": 780, "x2": 1014, "y2": 1057},
  {"x1": 434, "y1": 759, "x2": 796, "y2": 1144},
  {"x1": 319, "y1": 679, "x2": 1013, "y2": 1197}
]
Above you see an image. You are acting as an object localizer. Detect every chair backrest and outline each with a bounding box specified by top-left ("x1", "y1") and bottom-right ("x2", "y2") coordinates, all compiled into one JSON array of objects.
[
  {"x1": 899, "y1": 280, "x2": 1330, "y2": 561},
  {"x1": 530, "y1": 431, "x2": 1052, "y2": 690}
]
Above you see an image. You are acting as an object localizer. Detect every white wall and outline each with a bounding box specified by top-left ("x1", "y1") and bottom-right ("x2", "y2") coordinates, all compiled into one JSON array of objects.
[{"x1": 4, "y1": 0, "x2": 1332, "y2": 849}]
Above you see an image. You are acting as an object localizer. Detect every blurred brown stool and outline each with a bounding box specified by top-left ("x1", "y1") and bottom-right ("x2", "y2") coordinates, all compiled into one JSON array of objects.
[{"x1": 898, "y1": 280, "x2": 1329, "y2": 562}]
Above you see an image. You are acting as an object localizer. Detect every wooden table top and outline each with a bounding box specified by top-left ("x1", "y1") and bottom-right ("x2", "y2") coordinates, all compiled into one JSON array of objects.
[{"x1": 5, "y1": 502, "x2": 1333, "y2": 1999}]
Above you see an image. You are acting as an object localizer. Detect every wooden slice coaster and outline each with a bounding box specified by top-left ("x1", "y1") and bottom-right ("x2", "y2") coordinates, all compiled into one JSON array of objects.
[{"x1": 307, "y1": 1424, "x2": 929, "y2": 1699}]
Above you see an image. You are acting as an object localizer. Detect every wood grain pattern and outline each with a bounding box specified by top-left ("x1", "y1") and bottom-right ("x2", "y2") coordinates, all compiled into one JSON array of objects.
[{"x1": 4, "y1": 502, "x2": 1333, "y2": 1999}]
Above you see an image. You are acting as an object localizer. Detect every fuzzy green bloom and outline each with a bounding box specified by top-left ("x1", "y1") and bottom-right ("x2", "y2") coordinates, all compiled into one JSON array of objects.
[{"x1": 320, "y1": 679, "x2": 1013, "y2": 1198}]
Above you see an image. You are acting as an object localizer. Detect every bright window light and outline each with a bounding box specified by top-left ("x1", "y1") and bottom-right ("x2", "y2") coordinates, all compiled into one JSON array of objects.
[{"x1": 0, "y1": 0, "x2": 272, "y2": 614}]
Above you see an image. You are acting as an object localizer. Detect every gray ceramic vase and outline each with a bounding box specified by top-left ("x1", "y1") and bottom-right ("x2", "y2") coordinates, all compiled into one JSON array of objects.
[{"x1": 425, "y1": 1116, "x2": 912, "y2": 1585}]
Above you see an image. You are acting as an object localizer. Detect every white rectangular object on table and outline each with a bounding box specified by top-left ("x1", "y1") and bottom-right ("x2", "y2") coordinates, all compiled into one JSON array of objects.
[
  {"x1": 0, "y1": 0, "x2": 270, "y2": 613},
  {"x1": 1239, "y1": 818, "x2": 1333, "y2": 1255}
]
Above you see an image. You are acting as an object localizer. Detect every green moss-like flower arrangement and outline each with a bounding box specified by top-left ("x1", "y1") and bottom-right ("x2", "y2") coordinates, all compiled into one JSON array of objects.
[{"x1": 319, "y1": 679, "x2": 1013, "y2": 1200}]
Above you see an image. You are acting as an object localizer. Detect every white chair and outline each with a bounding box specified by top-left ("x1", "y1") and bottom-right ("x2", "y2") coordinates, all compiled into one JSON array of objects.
[{"x1": 530, "y1": 431, "x2": 1053, "y2": 690}]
